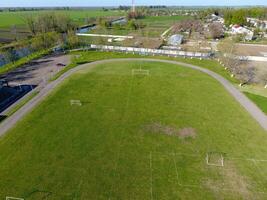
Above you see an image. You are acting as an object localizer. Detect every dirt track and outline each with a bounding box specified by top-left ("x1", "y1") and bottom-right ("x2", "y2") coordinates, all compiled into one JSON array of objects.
[{"x1": 0, "y1": 58, "x2": 267, "y2": 137}]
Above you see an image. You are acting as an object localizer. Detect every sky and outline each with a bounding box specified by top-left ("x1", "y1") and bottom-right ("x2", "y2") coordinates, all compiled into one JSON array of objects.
[{"x1": 0, "y1": 0, "x2": 267, "y2": 7}]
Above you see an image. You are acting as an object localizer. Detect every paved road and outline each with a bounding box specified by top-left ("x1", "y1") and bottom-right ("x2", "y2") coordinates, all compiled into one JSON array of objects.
[
  {"x1": 0, "y1": 54, "x2": 71, "y2": 86},
  {"x1": 1, "y1": 58, "x2": 267, "y2": 137}
]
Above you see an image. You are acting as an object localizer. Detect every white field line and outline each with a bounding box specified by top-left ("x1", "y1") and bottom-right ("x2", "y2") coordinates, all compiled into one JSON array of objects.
[
  {"x1": 172, "y1": 152, "x2": 204, "y2": 188},
  {"x1": 251, "y1": 159, "x2": 267, "y2": 190},
  {"x1": 6, "y1": 197, "x2": 24, "y2": 200},
  {"x1": 157, "y1": 152, "x2": 267, "y2": 194},
  {"x1": 172, "y1": 152, "x2": 180, "y2": 186},
  {"x1": 108, "y1": 74, "x2": 134, "y2": 199},
  {"x1": 132, "y1": 69, "x2": 150, "y2": 76},
  {"x1": 228, "y1": 157, "x2": 267, "y2": 162},
  {"x1": 153, "y1": 151, "x2": 200, "y2": 158},
  {"x1": 150, "y1": 152, "x2": 153, "y2": 200}
]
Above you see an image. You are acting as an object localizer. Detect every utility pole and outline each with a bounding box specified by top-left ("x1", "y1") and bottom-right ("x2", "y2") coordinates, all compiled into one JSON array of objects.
[{"x1": 132, "y1": 0, "x2": 135, "y2": 13}]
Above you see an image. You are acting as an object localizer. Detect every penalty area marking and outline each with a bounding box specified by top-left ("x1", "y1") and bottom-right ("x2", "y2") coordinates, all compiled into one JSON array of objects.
[
  {"x1": 6, "y1": 197, "x2": 24, "y2": 200},
  {"x1": 70, "y1": 100, "x2": 82, "y2": 106}
]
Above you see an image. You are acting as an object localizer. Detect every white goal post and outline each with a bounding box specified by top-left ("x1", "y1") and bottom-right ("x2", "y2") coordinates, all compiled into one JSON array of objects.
[
  {"x1": 132, "y1": 69, "x2": 150, "y2": 76},
  {"x1": 70, "y1": 100, "x2": 82, "y2": 106},
  {"x1": 206, "y1": 152, "x2": 224, "y2": 167},
  {"x1": 6, "y1": 197, "x2": 24, "y2": 200}
]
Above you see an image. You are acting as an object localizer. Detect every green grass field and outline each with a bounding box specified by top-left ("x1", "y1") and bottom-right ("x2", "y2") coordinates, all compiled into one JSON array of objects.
[
  {"x1": 0, "y1": 60, "x2": 267, "y2": 199},
  {"x1": 0, "y1": 10, "x2": 124, "y2": 29},
  {"x1": 86, "y1": 15, "x2": 191, "y2": 38}
]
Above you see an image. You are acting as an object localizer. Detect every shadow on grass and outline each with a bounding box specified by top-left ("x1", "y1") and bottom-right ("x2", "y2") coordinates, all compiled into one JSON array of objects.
[{"x1": 0, "y1": 115, "x2": 7, "y2": 122}]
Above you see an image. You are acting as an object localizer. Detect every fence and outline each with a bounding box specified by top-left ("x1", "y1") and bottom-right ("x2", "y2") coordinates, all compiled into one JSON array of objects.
[{"x1": 72, "y1": 44, "x2": 212, "y2": 58}]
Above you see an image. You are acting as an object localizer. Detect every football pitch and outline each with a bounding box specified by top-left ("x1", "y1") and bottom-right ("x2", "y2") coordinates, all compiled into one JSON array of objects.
[{"x1": 0, "y1": 61, "x2": 267, "y2": 199}]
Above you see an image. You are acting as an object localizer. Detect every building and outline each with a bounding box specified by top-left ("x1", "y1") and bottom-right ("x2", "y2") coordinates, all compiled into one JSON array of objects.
[
  {"x1": 167, "y1": 34, "x2": 183, "y2": 46},
  {"x1": 231, "y1": 25, "x2": 254, "y2": 41},
  {"x1": 247, "y1": 17, "x2": 267, "y2": 30},
  {"x1": 210, "y1": 14, "x2": 225, "y2": 24}
]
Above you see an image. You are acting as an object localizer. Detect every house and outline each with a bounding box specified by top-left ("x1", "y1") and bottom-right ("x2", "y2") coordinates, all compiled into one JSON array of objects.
[
  {"x1": 210, "y1": 14, "x2": 225, "y2": 24},
  {"x1": 231, "y1": 25, "x2": 254, "y2": 40},
  {"x1": 247, "y1": 17, "x2": 267, "y2": 30},
  {"x1": 167, "y1": 34, "x2": 183, "y2": 46}
]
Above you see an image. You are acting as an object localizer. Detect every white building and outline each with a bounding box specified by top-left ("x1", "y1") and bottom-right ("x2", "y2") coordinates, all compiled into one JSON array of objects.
[
  {"x1": 247, "y1": 17, "x2": 267, "y2": 30},
  {"x1": 231, "y1": 25, "x2": 254, "y2": 40}
]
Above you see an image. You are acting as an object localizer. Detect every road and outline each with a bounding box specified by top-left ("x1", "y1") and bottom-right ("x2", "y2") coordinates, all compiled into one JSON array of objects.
[{"x1": 1, "y1": 58, "x2": 267, "y2": 137}]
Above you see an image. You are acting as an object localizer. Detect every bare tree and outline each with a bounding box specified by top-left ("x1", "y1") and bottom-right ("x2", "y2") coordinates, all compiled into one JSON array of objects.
[
  {"x1": 236, "y1": 63, "x2": 257, "y2": 86},
  {"x1": 172, "y1": 19, "x2": 203, "y2": 37},
  {"x1": 208, "y1": 22, "x2": 224, "y2": 39},
  {"x1": 217, "y1": 38, "x2": 240, "y2": 72}
]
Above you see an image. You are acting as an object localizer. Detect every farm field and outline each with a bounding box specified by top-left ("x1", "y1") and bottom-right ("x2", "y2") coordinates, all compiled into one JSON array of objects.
[
  {"x1": 0, "y1": 9, "x2": 125, "y2": 42},
  {"x1": 0, "y1": 9, "x2": 125, "y2": 29},
  {"x1": 0, "y1": 61, "x2": 267, "y2": 199},
  {"x1": 89, "y1": 15, "x2": 192, "y2": 38}
]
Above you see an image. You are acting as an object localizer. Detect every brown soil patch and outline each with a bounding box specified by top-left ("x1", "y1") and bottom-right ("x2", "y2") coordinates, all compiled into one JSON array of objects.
[{"x1": 144, "y1": 122, "x2": 196, "y2": 139}]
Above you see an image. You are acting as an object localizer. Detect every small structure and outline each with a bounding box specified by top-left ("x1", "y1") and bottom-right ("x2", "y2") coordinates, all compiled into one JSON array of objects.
[
  {"x1": 167, "y1": 34, "x2": 183, "y2": 46},
  {"x1": 231, "y1": 25, "x2": 254, "y2": 41},
  {"x1": 70, "y1": 100, "x2": 82, "y2": 106},
  {"x1": 111, "y1": 17, "x2": 127, "y2": 25}
]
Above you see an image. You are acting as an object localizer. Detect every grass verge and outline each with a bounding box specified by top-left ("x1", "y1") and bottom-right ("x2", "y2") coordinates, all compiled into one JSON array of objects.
[{"x1": 244, "y1": 92, "x2": 267, "y2": 114}]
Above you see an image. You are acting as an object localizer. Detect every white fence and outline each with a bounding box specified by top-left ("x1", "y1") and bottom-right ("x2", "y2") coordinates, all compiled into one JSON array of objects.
[
  {"x1": 239, "y1": 55, "x2": 267, "y2": 62},
  {"x1": 76, "y1": 33, "x2": 134, "y2": 39},
  {"x1": 73, "y1": 44, "x2": 212, "y2": 58}
]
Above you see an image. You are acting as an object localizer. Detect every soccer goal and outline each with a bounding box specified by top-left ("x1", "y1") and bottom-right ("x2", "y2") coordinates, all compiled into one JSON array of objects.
[
  {"x1": 70, "y1": 100, "x2": 82, "y2": 106},
  {"x1": 206, "y1": 152, "x2": 224, "y2": 167},
  {"x1": 132, "y1": 68, "x2": 150, "y2": 76},
  {"x1": 6, "y1": 197, "x2": 24, "y2": 200}
]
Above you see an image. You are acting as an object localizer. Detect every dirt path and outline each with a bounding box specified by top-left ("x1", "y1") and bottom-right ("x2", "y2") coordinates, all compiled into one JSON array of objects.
[{"x1": 1, "y1": 58, "x2": 267, "y2": 137}]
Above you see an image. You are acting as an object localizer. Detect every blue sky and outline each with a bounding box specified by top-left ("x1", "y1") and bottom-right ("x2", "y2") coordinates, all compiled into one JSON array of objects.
[{"x1": 0, "y1": 0, "x2": 267, "y2": 7}]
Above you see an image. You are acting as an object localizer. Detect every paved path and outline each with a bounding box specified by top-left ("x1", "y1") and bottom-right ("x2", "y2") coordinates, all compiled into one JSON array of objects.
[{"x1": 1, "y1": 58, "x2": 267, "y2": 137}]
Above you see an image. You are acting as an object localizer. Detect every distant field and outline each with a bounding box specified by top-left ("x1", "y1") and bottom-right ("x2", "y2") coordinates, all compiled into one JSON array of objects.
[
  {"x1": 0, "y1": 60, "x2": 267, "y2": 199},
  {"x1": 139, "y1": 15, "x2": 192, "y2": 28},
  {"x1": 90, "y1": 15, "x2": 192, "y2": 38},
  {"x1": 0, "y1": 10, "x2": 125, "y2": 29}
]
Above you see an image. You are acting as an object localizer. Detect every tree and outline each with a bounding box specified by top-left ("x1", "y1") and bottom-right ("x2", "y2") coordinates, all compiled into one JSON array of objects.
[
  {"x1": 2, "y1": 48, "x2": 18, "y2": 63},
  {"x1": 236, "y1": 64, "x2": 257, "y2": 86},
  {"x1": 208, "y1": 22, "x2": 224, "y2": 39},
  {"x1": 31, "y1": 32, "x2": 60, "y2": 50},
  {"x1": 23, "y1": 14, "x2": 37, "y2": 35},
  {"x1": 217, "y1": 38, "x2": 241, "y2": 74},
  {"x1": 223, "y1": 9, "x2": 247, "y2": 26},
  {"x1": 127, "y1": 20, "x2": 138, "y2": 30},
  {"x1": 172, "y1": 19, "x2": 203, "y2": 37},
  {"x1": 65, "y1": 31, "x2": 79, "y2": 49}
]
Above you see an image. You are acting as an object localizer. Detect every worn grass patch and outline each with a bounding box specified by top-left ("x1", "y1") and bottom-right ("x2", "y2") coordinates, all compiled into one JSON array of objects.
[{"x1": 144, "y1": 122, "x2": 196, "y2": 139}]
